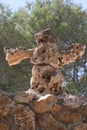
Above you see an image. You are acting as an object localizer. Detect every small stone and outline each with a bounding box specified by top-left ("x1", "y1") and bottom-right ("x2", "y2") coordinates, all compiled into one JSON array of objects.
[
  {"x1": 64, "y1": 95, "x2": 86, "y2": 110},
  {"x1": 74, "y1": 123, "x2": 87, "y2": 130},
  {"x1": 59, "y1": 112, "x2": 81, "y2": 123},
  {"x1": 14, "y1": 91, "x2": 33, "y2": 104},
  {"x1": 0, "y1": 91, "x2": 11, "y2": 117},
  {"x1": 34, "y1": 94, "x2": 57, "y2": 113},
  {"x1": 0, "y1": 118, "x2": 10, "y2": 130},
  {"x1": 0, "y1": 91, "x2": 11, "y2": 105}
]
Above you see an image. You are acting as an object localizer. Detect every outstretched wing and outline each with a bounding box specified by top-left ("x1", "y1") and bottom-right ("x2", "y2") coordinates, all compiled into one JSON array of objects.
[
  {"x1": 4, "y1": 47, "x2": 34, "y2": 66},
  {"x1": 57, "y1": 43, "x2": 86, "y2": 68}
]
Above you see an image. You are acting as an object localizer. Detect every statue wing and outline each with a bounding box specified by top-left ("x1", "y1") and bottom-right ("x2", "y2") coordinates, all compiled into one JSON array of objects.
[{"x1": 4, "y1": 47, "x2": 34, "y2": 66}]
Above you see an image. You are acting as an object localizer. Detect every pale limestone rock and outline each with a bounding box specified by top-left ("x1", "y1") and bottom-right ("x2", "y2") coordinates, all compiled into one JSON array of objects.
[
  {"x1": 31, "y1": 65, "x2": 63, "y2": 95},
  {"x1": 4, "y1": 28, "x2": 86, "y2": 96},
  {"x1": 4, "y1": 47, "x2": 34, "y2": 66}
]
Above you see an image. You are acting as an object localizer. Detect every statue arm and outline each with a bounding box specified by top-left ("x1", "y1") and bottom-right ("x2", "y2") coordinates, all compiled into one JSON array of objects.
[
  {"x1": 4, "y1": 47, "x2": 34, "y2": 66},
  {"x1": 57, "y1": 43, "x2": 86, "y2": 68}
]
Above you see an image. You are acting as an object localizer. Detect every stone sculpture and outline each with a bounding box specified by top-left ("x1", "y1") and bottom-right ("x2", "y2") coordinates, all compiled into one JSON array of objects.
[
  {"x1": 4, "y1": 28, "x2": 86, "y2": 97},
  {"x1": 2, "y1": 28, "x2": 86, "y2": 130}
]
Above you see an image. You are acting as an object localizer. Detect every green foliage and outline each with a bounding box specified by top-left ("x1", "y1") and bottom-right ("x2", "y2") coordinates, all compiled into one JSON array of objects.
[
  {"x1": 0, "y1": 0, "x2": 87, "y2": 93},
  {"x1": 66, "y1": 82, "x2": 79, "y2": 94},
  {"x1": 78, "y1": 75, "x2": 87, "y2": 93},
  {"x1": 66, "y1": 75, "x2": 87, "y2": 96}
]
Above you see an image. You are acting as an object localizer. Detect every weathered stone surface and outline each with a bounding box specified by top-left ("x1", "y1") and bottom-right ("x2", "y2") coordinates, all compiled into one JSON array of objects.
[
  {"x1": 26, "y1": 88, "x2": 42, "y2": 100},
  {"x1": 4, "y1": 28, "x2": 86, "y2": 96},
  {"x1": 3, "y1": 28, "x2": 86, "y2": 130},
  {"x1": 31, "y1": 40, "x2": 59, "y2": 68},
  {"x1": 0, "y1": 91, "x2": 87, "y2": 130},
  {"x1": 12, "y1": 105, "x2": 36, "y2": 130},
  {"x1": 64, "y1": 95, "x2": 86, "y2": 110},
  {"x1": 34, "y1": 94, "x2": 57, "y2": 113},
  {"x1": 38, "y1": 113, "x2": 67, "y2": 130},
  {"x1": 14, "y1": 91, "x2": 33, "y2": 104},
  {"x1": 51, "y1": 104, "x2": 62, "y2": 112},
  {"x1": 74, "y1": 123, "x2": 87, "y2": 130},
  {"x1": 4, "y1": 47, "x2": 34, "y2": 66},
  {"x1": 59, "y1": 112, "x2": 81, "y2": 123},
  {"x1": 0, "y1": 118, "x2": 10, "y2": 130},
  {"x1": 0, "y1": 91, "x2": 11, "y2": 117},
  {"x1": 31, "y1": 65, "x2": 63, "y2": 95}
]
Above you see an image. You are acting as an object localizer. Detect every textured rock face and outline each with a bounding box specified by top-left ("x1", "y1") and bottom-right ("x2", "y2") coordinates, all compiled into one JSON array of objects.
[
  {"x1": 0, "y1": 90, "x2": 87, "y2": 130},
  {"x1": 3, "y1": 28, "x2": 86, "y2": 130},
  {"x1": 31, "y1": 29, "x2": 59, "y2": 67},
  {"x1": 34, "y1": 94, "x2": 57, "y2": 113},
  {"x1": 0, "y1": 91, "x2": 11, "y2": 117},
  {"x1": 74, "y1": 124, "x2": 87, "y2": 130},
  {"x1": 38, "y1": 113, "x2": 67, "y2": 130},
  {"x1": 31, "y1": 65, "x2": 63, "y2": 95},
  {"x1": 13, "y1": 105, "x2": 36, "y2": 130},
  {"x1": 0, "y1": 118, "x2": 10, "y2": 130},
  {"x1": 4, "y1": 47, "x2": 34, "y2": 66}
]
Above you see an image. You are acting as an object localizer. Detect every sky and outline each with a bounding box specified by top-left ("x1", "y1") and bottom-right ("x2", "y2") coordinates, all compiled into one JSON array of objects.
[{"x1": 0, "y1": 0, "x2": 87, "y2": 12}]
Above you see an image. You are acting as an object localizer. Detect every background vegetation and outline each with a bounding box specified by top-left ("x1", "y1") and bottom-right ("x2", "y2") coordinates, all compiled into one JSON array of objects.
[{"x1": 0, "y1": 0, "x2": 87, "y2": 95}]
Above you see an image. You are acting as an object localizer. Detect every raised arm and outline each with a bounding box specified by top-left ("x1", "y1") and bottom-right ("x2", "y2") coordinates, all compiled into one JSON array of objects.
[
  {"x1": 57, "y1": 43, "x2": 86, "y2": 68},
  {"x1": 4, "y1": 47, "x2": 34, "y2": 66}
]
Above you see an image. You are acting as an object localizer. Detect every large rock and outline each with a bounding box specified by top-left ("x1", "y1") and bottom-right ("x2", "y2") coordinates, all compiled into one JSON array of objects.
[
  {"x1": 34, "y1": 94, "x2": 57, "y2": 113},
  {"x1": 12, "y1": 105, "x2": 36, "y2": 130},
  {"x1": 0, "y1": 91, "x2": 87, "y2": 130},
  {"x1": 38, "y1": 113, "x2": 67, "y2": 130}
]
